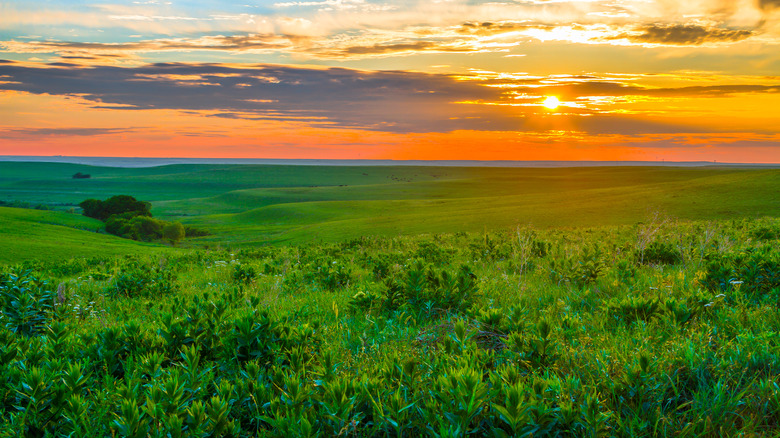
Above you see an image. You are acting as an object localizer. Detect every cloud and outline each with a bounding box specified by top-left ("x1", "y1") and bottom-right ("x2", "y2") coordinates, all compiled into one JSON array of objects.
[
  {"x1": 0, "y1": 30, "x2": 497, "y2": 63},
  {"x1": 457, "y1": 21, "x2": 549, "y2": 35},
  {"x1": 0, "y1": 35, "x2": 296, "y2": 63},
  {"x1": 758, "y1": 0, "x2": 780, "y2": 10},
  {"x1": 0, "y1": 127, "x2": 141, "y2": 139},
  {"x1": 312, "y1": 40, "x2": 482, "y2": 58},
  {"x1": 518, "y1": 81, "x2": 780, "y2": 99},
  {"x1": 0, "y1": 62, "x2": 508, "y2": 133},
  {"x1": 1, "y1": 62, "x2": 777, "y2": 135},
  {"x1": 610, "y1": 23, "x2": 754, "y2": 45}
]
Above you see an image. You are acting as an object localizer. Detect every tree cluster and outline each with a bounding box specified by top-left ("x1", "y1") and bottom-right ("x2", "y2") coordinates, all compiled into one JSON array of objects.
[
  {"x1": 79, "y1": 195, "x2": 186, "y2": 244},
  {"x1": 79, "y1": 195, "x2": 151, "y2": 222}
]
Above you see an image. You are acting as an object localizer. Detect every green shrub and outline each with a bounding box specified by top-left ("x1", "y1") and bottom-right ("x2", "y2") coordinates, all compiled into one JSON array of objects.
[
  {"x1": 640, "y1": 240, "x2": 681, "y2": 265},
  {"x1": 0, "y1": 270, "x2": 56, "y2": 337},
  {"x1": 361, "y1": 260, "x2": 479, "y2": 318},
  {"x1": 232, "y1": 264, "x2": 256, "y2": 285},
  {"x1": 702, "y1": 247, "x2": 780, "y2": 300},
  {"x1": 107, "y1": 263, "x2": 177, "y2": 298},
  {"x1": 549, "y1": 245, "x2": 604, "y2": 289},
  {"x1": 304, "y1": 258, "x2": 352, "y2": 291}
]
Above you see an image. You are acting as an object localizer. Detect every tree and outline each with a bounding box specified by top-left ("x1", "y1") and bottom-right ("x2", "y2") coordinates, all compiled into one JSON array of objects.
[
  {"x1": 79, "y1": 199, "x2": 105, "y2": 220},
  {"x1": 103, "y1": 195, "x2": 151, "y2": 219},
  {"x1": 105, "y1": 215, "x2": 131, "y2": 238},
  {"x1": 162, "y1": 222, "x2": 185, "y2": 245},
  {"x1": 79, "y1": 195, "x2": 151, "y2": 221},
  {"x1": 129, "y1": 216, "x2": 164, "y2": 241}
]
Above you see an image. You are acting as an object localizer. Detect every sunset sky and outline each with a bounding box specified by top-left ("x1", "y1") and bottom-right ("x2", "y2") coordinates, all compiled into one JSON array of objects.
[{"x1": 1, "y1": 0, "x2": 779, "y2": 162}]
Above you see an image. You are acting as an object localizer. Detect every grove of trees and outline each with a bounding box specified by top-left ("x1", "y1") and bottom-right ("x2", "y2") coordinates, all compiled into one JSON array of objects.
[
  {"x1": 79, "y1": 195, "x2": 151, "y2": 221},
  {"x1": 79, "y1": 195, "x2": 187, "y2": 244}
]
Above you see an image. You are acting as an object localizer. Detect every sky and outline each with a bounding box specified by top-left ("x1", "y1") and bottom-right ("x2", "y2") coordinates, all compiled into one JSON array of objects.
[{"x1": 1, "y1": 0, "x2": 779, "y2": 162}]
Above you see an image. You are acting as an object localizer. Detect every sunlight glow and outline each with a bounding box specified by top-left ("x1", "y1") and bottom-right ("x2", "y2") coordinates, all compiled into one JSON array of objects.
[{"x1": 543, "y1": 96, "x2": 560, "y2": 110}]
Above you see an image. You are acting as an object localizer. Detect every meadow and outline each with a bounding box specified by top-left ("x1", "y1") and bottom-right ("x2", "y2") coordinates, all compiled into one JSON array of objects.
[
  {"x1": 1, "y1": 162, "x2": 778, "y2": 249},
  {"x1": 1, "y1": 162, "x2": 779, "y2": 437}
]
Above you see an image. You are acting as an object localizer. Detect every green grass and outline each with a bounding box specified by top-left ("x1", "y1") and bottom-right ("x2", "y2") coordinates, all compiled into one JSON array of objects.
[
  {"x1": 2, "y1": 217, "x2": 780, "y2": 436},
  {"x1": 2, "y1": 163, "x2": 778, "y2": 248},
  {"x1": 2, "y1": 161, "x2": 779, "y2": 436},
  {"x1": 179, "y1": 167, "x2": 780, "y2": 245},
  {"x1": 0, "y1": 207, "x2": 173, "y2": 264}
]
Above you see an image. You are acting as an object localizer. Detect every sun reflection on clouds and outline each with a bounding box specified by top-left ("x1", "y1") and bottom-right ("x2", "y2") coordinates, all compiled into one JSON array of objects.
[{"x1": 0, "y1": 0, "x2": 779, "y2": 161}]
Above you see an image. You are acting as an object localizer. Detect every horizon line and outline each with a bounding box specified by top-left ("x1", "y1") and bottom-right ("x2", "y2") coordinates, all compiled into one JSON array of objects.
[{"x1": 1, "y1": 155, "x2": 778, "y2": 169}]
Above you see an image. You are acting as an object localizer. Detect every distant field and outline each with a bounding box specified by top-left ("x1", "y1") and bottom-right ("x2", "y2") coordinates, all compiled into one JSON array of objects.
[
  {"x1": 0, "y1": 206, "x2": 171, "y2": 264},
  {"x1": 1, "y1": 162, "x2": 778, "y2": 249}
]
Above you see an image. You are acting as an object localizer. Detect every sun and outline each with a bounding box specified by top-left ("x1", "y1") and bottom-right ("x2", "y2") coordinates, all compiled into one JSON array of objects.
[{"x1": 543, "y1": 96, "x2": 560, "y2": 110}]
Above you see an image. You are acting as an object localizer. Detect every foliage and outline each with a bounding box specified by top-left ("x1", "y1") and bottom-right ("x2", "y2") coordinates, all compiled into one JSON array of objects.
[
  {"x1": 106, "y1": 262, "x2": 178, "y2": 298},
  {"x1": 0, "y1": 270, "x2": 57, "y2": 337},
  {"x1": 639, "y1": 240, "x2": 681, "y2": 265},
  {"x1": 702, "y1": 245, "x2": 780, "y2": 301},
  {"x1": 163, "y1": 222, "x2": 186, "y2": 245},
  {"x1": 0, "y1": 217, "x2": 779, "y2": 437},
  {"x1": 79, "y1": 195, "x2": 152, "y2": 221}
]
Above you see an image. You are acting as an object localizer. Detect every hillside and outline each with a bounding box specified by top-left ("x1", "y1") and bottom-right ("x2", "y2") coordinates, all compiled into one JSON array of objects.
[
  {"x1": 1, "y1": 217, "x2": 779, "y2": 436},
  {"x1": 0, "y1": 207, "x2": 173, "y2": 264},
  {"x1": 2, "y1": 163, "x2": 778, "y2": 248}
]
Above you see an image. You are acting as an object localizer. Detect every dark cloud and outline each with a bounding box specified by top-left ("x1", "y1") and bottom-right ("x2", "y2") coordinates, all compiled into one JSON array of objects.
[
  {"x1": 0, "y1": 127, "x2": 140, "y2": 139},
  {"x1": 319, "y1": 41, "x2": 476, "y2": 57},
  {"x1": 458, "y1": 21, "x2": 549, "y2": 35},
  {"x1": 525, "y1": 81, "x2": 780, "y2": 100},
  {"x1": 612, "y1": 24, "x2": 753, "y2": 45},
  {"x1": 1, "y1": 62, "x2": 773, "y2": 135},
  {"x1": 757, "y1": 0, "x2": 780, "y2": 10},
  {"x1": 0, "y1": 62, "x2": 511, "y2": 133},
  {"x1": 1, "y1": 33, "x2": 494, "y2": 62},
  {"x1": 0, "y1": 35, "x2": 294, "y2": 61},
  {"x1": 20, "y1": 35, "x2": 291, "y2": 52}
]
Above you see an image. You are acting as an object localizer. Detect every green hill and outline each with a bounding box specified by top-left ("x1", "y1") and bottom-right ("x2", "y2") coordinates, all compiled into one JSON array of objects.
[
  {"x1": 178, "y1": 167, "x2": 780, "y2": 245},
  {"x1": 0, "y1": 207, "x2": 172, "y2": 264},
  {"x1": 1, "y1": 163, "x2": 778, "y2": 247}
]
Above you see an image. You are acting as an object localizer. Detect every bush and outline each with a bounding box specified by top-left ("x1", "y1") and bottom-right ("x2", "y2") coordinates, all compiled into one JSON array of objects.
[
  {"x1": 0, "y1": 270, "x2": 56, "y2": 337},
  {"x1": 79, "y1": 195, "x2": 151, "y2": 221},
  {"x1": 702, "y1": 247, "x2": 780, "y2": 299},
  {"x1": 640, "y1": 240, "x2": 681, "y2": 265},
  {"x1": 107, "y1": 264, "x2": 177, "y2": 298},
  {"x1": 163, "y1": 222, "x2": 185, "y2": 245},
  {"x1": 350, "y1": 260, "x2": 479, "y2": 318},
  {"x1": 304, "y1": 258, "x2": 352, "y2": 291}
]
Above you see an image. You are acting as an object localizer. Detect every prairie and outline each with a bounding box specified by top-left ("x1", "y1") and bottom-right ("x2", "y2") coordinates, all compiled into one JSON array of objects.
[
  {"x1": 1, "y1": 163, "x2": 778, "y2": 250},
  {"x1": 2, "y1": 216, "x2": 780, "y2": 436},
  {"x1": 1, "y1": 162, "x2": 779, "y2": 437}
]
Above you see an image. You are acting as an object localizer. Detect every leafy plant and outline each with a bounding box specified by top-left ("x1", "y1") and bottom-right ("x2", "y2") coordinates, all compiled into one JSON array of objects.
[{"x1": 0, "y1": 270, "x2": 56, "y2": 337}]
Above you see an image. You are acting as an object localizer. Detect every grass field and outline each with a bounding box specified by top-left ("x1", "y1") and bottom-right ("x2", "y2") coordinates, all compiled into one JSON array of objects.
[
  {"x1": 2, "y1": 216, "x2": 780, "y2": 436},
  {"x1": 0, "y1": 206, "x2": 171, "y2": 264},
  {"x1": 182, "y1": 167, "x2": 780, "y2": 245},
  {"x1": 2, "y1": 161, "x2": 780, "y2": 436},
  {"x1": 1, "y1": 162, "x2": 778, "y2": 255}
]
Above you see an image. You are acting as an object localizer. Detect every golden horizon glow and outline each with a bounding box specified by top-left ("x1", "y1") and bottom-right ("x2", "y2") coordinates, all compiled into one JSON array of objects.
[{"x1": 0, "y1": 0, "x2": 778, "y2": 162}]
